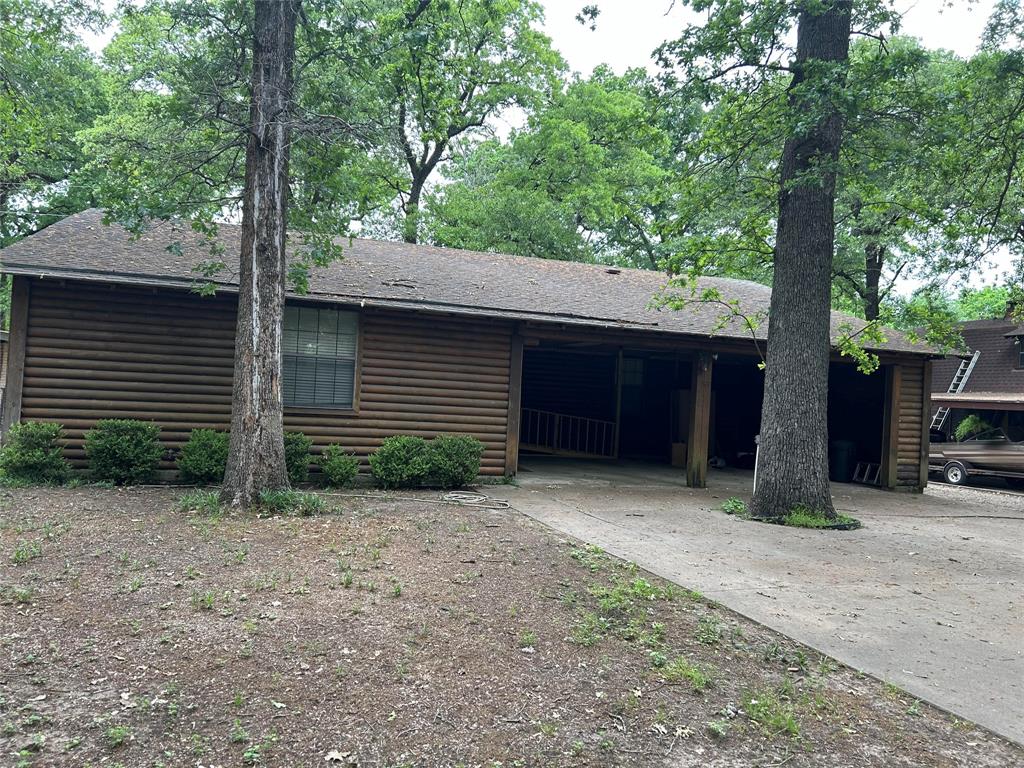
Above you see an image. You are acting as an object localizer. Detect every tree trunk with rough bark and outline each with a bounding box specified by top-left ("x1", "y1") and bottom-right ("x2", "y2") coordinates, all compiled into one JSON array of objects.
[
  {"x1": 221, "y1": 0, "x2": 300, "y2": 509},
  {"x1": 403, "y1": 176, "x2": 424, "y2": 244},
  {"x1": 863, "y1": 240, "x2": 884, "y2": 321},
  {"x1": 751, "y1": 1, "x2": 852, "y2": 520}
]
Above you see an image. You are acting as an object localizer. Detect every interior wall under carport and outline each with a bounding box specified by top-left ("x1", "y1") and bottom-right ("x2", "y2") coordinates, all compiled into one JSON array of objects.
[{"x1": 518, "y1": 344, "x2": 694, "y2": 463}]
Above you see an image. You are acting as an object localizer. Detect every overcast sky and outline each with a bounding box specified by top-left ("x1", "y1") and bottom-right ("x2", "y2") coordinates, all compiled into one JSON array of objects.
[{"x1": 538, "y1": 0, "x2": 995, "y2": 76}]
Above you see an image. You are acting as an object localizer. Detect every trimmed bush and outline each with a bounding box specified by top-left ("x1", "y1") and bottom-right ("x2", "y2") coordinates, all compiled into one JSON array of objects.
[
  {"x1": 0, "y1": 422, "x2": 70, "y2": 484},
  {"x1": 284, "y1": 431, "x2": 313, "y2": 485},
  {"x1": 428, "y1": 434, "x2": 484, "y2": 489},
  {"x1": 177, "y1": 429, "x2": 229, "y2": 484},
  {"x1": 85, "y1": 419, "x2": 163, "y2": 485},
  {"x1": 319, "y1": 444, "x2": 360, "y2": 488},
  {"x1": 369, "y1": 436, "x2": 431, "y2": 489}
]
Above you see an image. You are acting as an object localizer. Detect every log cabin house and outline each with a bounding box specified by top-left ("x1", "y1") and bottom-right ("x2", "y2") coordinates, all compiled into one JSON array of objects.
[{"x1": 0, "y1": 209, "x2": 937, "y2": 490}]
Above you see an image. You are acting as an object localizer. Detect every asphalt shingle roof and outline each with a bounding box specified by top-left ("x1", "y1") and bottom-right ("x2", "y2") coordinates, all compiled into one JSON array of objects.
[
  {"x1": 1, "y1": 209, "x2": 931, "y2": 356},
  {"x1": 931, "y1": 319, "x2": 1024, "y2": 395}
]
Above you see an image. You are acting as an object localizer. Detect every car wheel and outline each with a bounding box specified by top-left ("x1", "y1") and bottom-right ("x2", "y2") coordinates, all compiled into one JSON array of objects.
[{"x1": 943, "y1": 461, "x2": 968, "y2": 485}]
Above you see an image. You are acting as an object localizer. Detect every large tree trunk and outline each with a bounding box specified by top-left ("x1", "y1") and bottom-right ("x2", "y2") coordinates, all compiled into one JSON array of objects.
[
  {"x1": 863, "y1": 240, "x2": 884, "y2": 321},
  {"x1": 221, "y1": 0, "x2": 300, "y2": 509},
  {"x1": 750, "y1": 1, "x2": 852, "y2": 520},
  {"x1": 403, "y1": 177, "x2": 423, "y2": 244}
]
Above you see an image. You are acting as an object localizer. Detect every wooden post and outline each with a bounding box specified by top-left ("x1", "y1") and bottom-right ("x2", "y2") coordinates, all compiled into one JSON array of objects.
[
  {"x1": 880, "y1": 364, "x2": 901, "y2": 490},
  {"x1": 613, "y1": 349, "x2": 623, "y2": 458},
  {"x1": 919, "y1": 360, "x2": 932, "y2": 491},
  {"x1": 504, "y1": 333, "x2": 524, "y2": 477},
  {"x1": 687, "y1": 350, "x2": 713, "y2": 488},
  {"x1": 1, "y1": 277, "x2": 29, "y2": 441}
]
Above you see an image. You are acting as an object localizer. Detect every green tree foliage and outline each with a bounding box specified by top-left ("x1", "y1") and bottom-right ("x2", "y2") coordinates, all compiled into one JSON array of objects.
[
  {"x1": 425, "y1": 66, "x2": 682, "y2": 267},
  {"x1": 357, "y1": 0, "x2": 564, "y2": 243},
  {"x1": 955, "y1": 414, "x2": 994, "y2": 442},
  {"x1": 0, "y1": 0, "x2": 106, "y2": 247},
  {"x1": 885, "y1": 284, "x2": 1016, "y2": 352},
  {"x1": 82, "y1": 0, "x2": 380, "y2": 279},
  {"x1": 659, "y1": 33, "x2": 1024, "y2": 326}
]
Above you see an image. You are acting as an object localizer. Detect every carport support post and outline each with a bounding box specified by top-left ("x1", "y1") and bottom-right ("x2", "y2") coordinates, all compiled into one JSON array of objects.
[
  {"x1": 687, "y1": 350, "x2": 713, "y2": 488},
  {"x1": 504, "y1": 333, "x2": 524, "y2": 478},
  {"x1": 880, "y1": 364, "x2": 901, "y2": 490},
  {"x1": 0, "y1": 276, "x2": 28, "y2": 441}
]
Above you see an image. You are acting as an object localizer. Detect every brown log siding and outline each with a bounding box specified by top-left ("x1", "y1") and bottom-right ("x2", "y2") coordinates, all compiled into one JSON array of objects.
[
  {"x1": 896, "y1": 361, "x2": 926, "y2": 488},
  {"x1": 20, "y1": 280, "x2": 512, "y2": 476}
]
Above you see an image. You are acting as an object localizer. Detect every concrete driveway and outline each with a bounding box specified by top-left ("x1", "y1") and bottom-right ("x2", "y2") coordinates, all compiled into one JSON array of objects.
[{"x1": 492, "y1": 458, "x2": 1024, "y2": 745}]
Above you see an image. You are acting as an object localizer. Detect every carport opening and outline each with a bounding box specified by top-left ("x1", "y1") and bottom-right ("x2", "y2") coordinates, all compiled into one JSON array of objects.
[
  {"x1": 519, "y1": 345, "x2": 692, "y2": 463},
  {"x1": 712, "y1": 358, "x2": 764, "y2": 470},
  {"x1": 828, "y1": 363, "x2": 885, "y2": 478},
  {"x1": 517, "y1": 344, "x2": 890, "y2": 484}
]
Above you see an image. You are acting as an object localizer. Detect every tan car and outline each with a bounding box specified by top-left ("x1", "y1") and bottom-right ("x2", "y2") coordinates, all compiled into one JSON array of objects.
[{"x1": 929, "y1": 429, "x2": 1024, "y2": 487}]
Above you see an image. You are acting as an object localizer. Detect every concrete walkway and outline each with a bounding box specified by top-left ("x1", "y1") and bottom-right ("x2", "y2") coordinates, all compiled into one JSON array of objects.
[{"x1": 491, "y1": 458, "x2": 1024, "y2": 745}]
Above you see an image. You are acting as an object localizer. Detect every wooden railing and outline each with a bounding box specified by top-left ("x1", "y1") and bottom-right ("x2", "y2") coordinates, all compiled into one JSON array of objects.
[{"x1": 520, "y1": 408, "x2": 616, "y2": 458}]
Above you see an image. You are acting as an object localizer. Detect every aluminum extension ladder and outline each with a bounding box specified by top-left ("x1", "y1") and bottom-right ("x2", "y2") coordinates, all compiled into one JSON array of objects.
[{"x1": 930, "y1": 349, "x2": 981, "y2": 432}]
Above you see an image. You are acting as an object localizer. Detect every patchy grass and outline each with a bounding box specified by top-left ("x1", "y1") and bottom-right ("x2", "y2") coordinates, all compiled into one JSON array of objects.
[
  {"x1": 743, "y1": 684, "x2": 801, "y2": 738},
  {"x1": 716, "y1": 498, "x2": 861, "y2": 530},
  {"x1": 256, "y1": 489, "x2": 326, "y2": 517},
  {"x1": 177, "y1": 489, "x2": 222, "y2": 515},
  {"x1": 720, "y1": 497, "x2": 748, "y2": 516},
  {"x1": 661, "y1": 656, "x2": 714, "y2": 693},
  {"x1": 10, "y1": 539, "x2": 42, "y2": 565},
  {"x1": 0, "y1": 486, "x2": 1016, "y2": 768},
  {"x1": 783, "y1": 505, "x2": 861, "y2": 530}
]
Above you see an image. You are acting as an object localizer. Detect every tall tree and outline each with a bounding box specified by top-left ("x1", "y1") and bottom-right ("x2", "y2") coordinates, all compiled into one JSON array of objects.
[
  {"x1": 424, "y1": 67, "x2": 680, "y2": 267},
  {"x1": 661, "y1": 0, "x2": 896, "y2": 517},
  {"x1": 84, "y1": 0, "x2": 377, "y2": 507},
  {"x1": 0, "y1": 0, "x2": 105, "y2": 247},
  {"x1": 358, "y1": 0, "x2": 563, "y2": 243},
  {"x1": 668, "y1": 34, "x2": 1024, "y2": 327},
  {"x1": 754, "y1": 2, "x2": 852, "y2": 518},
  {"x1": 220, "y1": 0, "x2": 300, "y2": 507}
]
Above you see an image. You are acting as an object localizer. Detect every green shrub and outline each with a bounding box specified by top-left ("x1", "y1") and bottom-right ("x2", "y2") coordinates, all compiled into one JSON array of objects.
[
  {"x1": 369, "y1": 435, "x2": 431, "y2": 489},
  {"x1": 177, "y1": 429, "x2": 229, "y2": 484},
  {"x1": 955, "y1": 414, "x2": 993, "y2": 441},
  {"x1": 319, "y1": 444, "x2": 359, "y2": 488},
  {"x1": 0, "y1": 421, "x2": 70, "y2": 484},
  {"x1": 85, "y1": 419, "x2": 163, "y2": 485},
  {"x1": 427, "y1": 434, "x2": 484, "y2": 489},
  {"x1": 284, "y1": 431, "x2": 313, "y2": 484}
]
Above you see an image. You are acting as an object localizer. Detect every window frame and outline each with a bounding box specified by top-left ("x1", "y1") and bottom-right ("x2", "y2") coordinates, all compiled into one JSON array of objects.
[{"x1": 281, "y1": 303, "x2": 361, "y2": 413}]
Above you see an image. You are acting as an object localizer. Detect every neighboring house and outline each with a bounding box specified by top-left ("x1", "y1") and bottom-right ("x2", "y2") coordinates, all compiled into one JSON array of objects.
[
  {"x1": 0, "y1": 209, "x2": 938, "y2": 490},
  {"x1": 930, "y1": 316, "x2": 1024, "y2": 440}
]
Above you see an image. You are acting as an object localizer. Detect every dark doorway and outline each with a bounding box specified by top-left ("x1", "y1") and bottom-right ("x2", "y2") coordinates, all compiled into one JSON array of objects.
[
  {"x1": 618, "y1": 354, "x2": 690, "y2": 461},
  {"x1": 712, "y1": 358, "x2": 764, "y2": 469},
  {"x1": 828, "y1": 363, "x2": 886, "y2": 478}
]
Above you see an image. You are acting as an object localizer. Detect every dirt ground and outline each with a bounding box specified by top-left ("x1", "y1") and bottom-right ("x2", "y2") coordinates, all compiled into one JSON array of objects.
[{"x1": 0, "y1": 486, "x2": 1020, "y2": 768}]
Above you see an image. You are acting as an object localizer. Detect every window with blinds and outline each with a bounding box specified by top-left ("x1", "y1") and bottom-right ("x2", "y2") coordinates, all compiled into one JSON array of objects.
[{"x1": 283, "y1": 305, "x2": 358, "y2": 409}]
